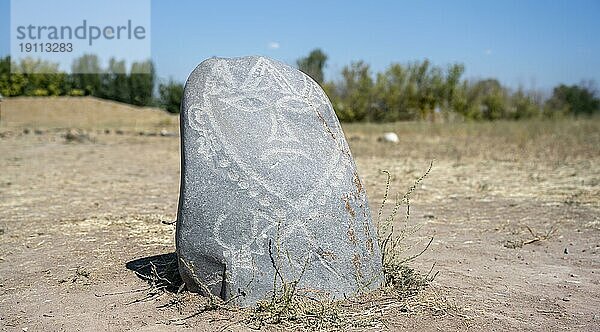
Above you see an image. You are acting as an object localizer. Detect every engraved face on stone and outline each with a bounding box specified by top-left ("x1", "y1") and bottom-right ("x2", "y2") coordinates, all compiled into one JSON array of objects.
[
  {"x1": 190, "y1": 57, "x2": 347, "y2": 204},
  {"x1": 178, "y1": 56, "x2": 383, "y2": 306}
]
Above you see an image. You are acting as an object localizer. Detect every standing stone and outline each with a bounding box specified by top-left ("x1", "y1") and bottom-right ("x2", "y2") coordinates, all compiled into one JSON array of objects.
[{"x1": 176, "y1": 56, "x2": 383, "y2": 306}]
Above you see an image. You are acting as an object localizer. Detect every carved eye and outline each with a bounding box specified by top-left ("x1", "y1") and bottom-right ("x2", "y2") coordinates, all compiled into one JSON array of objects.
[
  {"x1": 277, "y1": 97, "x2": 311, "y2": 114},
  {"x1": 237, "y1": 96, "x2": 264, "y2": 109},
  {"x1": 223, "y1": 95, "x2": 267, "y2": 113}
]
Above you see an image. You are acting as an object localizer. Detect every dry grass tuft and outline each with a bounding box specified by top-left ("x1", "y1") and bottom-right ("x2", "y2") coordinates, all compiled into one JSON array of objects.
[
  {"x1": 504, "y1": 224, "x2": 558, "y2": 249},
  {"x1": 245, "y1": 239, "x2": 345, "y2": 330}
]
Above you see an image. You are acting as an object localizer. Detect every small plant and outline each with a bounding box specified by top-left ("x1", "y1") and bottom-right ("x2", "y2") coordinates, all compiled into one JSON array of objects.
[
  {"x1": 246, "y1": 236, "x2": 345, "y2": 330},
  {"x1": 377, "y1": 161, "x2": 437, "y2": 296}
]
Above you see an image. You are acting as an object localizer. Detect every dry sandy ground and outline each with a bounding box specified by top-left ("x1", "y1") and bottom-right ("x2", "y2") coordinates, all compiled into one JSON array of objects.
[{"x1": 0, "y1": 97, "x2": 599, "y2": 331}]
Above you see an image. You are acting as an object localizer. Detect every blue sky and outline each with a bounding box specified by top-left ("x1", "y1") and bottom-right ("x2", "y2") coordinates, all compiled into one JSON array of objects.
[{"x1": 1, "y1": 0, "x2": 599, "y2": 91}]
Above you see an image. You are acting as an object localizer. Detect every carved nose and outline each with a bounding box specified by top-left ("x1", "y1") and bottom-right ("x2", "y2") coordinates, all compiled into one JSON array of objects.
[{"x1": 268, "y1": 112, "x2": 300, "y2": 144}]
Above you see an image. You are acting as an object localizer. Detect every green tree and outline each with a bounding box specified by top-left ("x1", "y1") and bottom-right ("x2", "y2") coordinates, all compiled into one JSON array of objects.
[
  {"x1": 404, "y1": 59, "x2": 445, "y2": 120},
  {"x1": 102, "y1": 58, "x2": 129, "y2": 103},
  {"x1": 297, "y1": 49, "x2": 328, "y2": 85},
  {"x1": 510, "y1": 88, "x2": 542, "y2": 119},
  {"x1": 451, "y1": 80, "x2": 474, "y2": 118},
  {"x1": 11, "y1": 58, "x2": 67, "y2": 96},
  {"x1": 545, "y1": 83, "x2": 599, "y2": 116},
  {"x1": 335, "y1": 61, "x2": 374, "y2": 122},
  {"x1": 372, "y1": 63, "x2": 413, "y2": 121},
  {"x1": 461, "y1": 79, "x2": 508, "y2": 120},
  {"x1": 158, "y1": 80, "x2": 184, "y2": 113},
  {"x1": 440, "y1": 63, "x2": 465, "y2": 119},
  {"x1": 71, "y1": 54, "x2": 103, "y2": 95},
  {"x1": 129, "y1": 60, "x2": 155, "y2": 106},
  {"x1": 0, "y1": 56, "x2": 13, "y2": 96}
]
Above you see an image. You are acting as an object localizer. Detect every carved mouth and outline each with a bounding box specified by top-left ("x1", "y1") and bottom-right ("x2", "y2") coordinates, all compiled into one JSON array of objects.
[{"x1": 260, "y1": 148, "x2": 311, "y2": 167}]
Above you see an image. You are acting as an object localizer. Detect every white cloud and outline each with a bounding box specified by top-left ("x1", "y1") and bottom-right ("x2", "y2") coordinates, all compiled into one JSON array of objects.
[
  {"x1": 267, "y1": 41, "x2": 280, "y2": 50},
  {"x1": 484, "y1": 49, "x2": 493, "y2": 55}
]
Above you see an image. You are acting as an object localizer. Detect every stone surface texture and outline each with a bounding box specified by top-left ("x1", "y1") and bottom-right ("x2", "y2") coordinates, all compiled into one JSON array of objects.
[{"x1": 176, "y1": 56, "x2": 383, "y2": 306}]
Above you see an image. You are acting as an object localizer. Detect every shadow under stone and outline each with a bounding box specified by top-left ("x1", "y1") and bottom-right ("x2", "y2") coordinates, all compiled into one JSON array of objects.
[{"x1": 126, "y1": 252, "x2": 183, "y2": 293}]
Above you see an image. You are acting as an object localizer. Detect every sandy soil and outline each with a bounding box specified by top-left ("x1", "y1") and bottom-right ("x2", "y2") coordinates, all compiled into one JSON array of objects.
[{"x1": 0, "y1": 98, "x2": 599, "y2": 331}]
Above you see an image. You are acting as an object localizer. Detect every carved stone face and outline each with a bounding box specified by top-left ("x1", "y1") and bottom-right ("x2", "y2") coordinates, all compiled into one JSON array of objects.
[
  {"x1": 192, "y1": 57, "x2": 347, "y2": 205},
  {"x1": 178, "y1": 56, "x2": 383, "y2": 306}
]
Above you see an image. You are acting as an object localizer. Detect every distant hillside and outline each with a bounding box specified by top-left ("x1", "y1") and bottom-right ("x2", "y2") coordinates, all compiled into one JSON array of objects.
[{"x1": 0, "y1": 96, "x2": 178, "y2": 130}]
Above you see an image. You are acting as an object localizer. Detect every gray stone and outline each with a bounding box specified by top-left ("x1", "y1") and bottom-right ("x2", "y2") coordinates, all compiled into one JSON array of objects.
[{"x1": 176, "y1": 56, "x2": 383, "y2": 306}]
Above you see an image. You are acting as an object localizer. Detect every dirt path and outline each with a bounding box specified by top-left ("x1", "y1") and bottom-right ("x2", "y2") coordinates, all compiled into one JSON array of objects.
[{"x1": 1, "y1": 125, "x2": 599, "y2": 331}]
